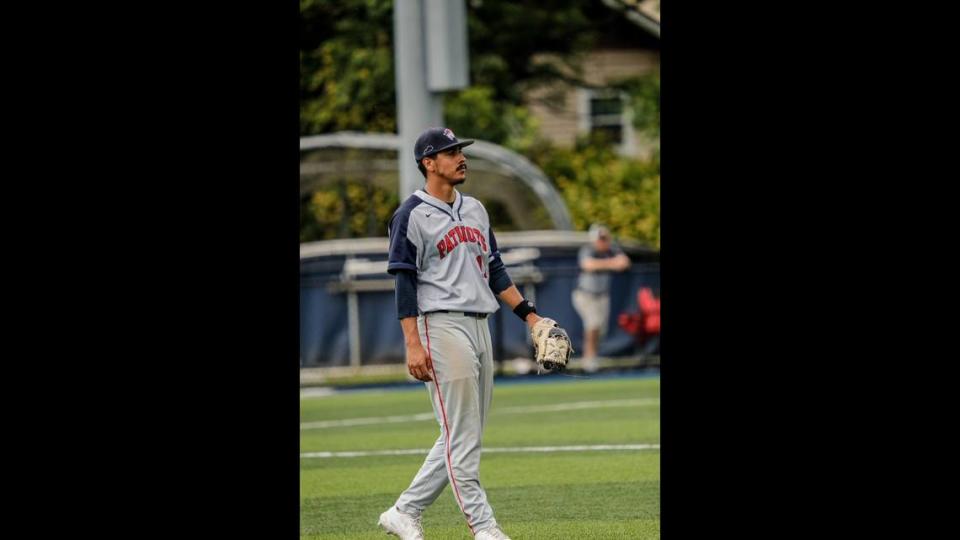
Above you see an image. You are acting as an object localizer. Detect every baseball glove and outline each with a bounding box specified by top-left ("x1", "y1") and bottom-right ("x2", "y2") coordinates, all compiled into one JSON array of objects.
[{"x1": 530, "y1": 317, "x2": 573, "y2": 371}]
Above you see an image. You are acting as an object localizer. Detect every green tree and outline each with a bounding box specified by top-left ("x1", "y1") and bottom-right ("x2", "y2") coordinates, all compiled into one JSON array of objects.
[
  {"x1": 300, "y1": 0, "x2": 396, "y2": 135},
  {"x1": 614, "y1": 72, "x2": 660, "y2": 138},
  {"x1": 299, "y1": 0, "x2": 604, "y2": 137},
  {"x1": 443, "y1": 86, "x2": 541, "y2": 152},
  {"x1": 301, "y1": 181, "x2": 400, "y2": 242},
  {"x1": 530, "y1": 138, "x2": 660, "y2": 249}
]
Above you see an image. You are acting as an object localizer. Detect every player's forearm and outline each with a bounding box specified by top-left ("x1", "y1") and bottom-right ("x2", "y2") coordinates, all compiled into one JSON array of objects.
[
  {"x1": 399, "y1": 317, "x2": 423, "y2": 348},
  {"x1": 497, "y1": 285, "x2": 524, "y2": 310},
  {"x1": 497, "y1": 285, "x2": 541, "y2": 327}
]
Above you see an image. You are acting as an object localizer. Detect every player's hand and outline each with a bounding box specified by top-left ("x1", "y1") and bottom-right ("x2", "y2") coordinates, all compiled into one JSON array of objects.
[
  {"x1": 406, "y1": 344, "x2": 433, "y2": 382},
  {"x1": 524, "y1": 313, "x2": 543, "y2": 330}
]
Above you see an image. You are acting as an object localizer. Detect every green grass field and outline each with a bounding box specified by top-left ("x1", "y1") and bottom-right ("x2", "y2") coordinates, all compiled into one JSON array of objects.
[{"x1": 301, "y1": 375, "x2": 660, "y2": 539}]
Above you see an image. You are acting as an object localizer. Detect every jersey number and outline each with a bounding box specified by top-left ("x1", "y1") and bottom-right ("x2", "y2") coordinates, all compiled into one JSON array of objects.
[{"x1": 476, "y1": 255, "x2": 487, "y2": 279}]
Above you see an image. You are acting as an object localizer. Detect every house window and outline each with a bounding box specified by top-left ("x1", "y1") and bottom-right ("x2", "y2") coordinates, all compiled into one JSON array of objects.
[
  {"x1": 578, "y1": 88, "x2": 636, "y2": 156},
  {"x1": 589, "y1": 93, "x2": 624, "y2": 143}
]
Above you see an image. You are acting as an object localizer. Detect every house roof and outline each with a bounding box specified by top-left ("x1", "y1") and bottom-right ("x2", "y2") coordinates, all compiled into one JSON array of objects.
[{"x1": 601, "y1": 0, "x2": 660, "y2": 38}]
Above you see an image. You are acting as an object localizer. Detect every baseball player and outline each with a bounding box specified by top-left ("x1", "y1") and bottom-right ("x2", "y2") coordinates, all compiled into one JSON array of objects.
[{"x1": 378, "y1": 127, "x2": 571, "y2": 540}]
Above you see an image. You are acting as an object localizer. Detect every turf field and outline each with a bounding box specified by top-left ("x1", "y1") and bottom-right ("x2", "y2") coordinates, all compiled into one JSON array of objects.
[{"x1": 300, "y1": 374, "x2": 660, "y2": 539}]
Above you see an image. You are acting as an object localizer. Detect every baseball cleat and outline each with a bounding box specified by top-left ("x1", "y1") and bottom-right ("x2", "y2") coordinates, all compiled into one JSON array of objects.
[
  {"x1": 378, "y1": 506, "x2": 425, "y2": 540},
  {"x1": 474, "y1": 525, "x2": 512, "y2": 539}
]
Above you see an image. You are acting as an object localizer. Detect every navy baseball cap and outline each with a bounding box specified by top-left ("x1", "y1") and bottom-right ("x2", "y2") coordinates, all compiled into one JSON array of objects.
[{"x1": 414, "y1": 127, "x2": 474, "y2": 163}]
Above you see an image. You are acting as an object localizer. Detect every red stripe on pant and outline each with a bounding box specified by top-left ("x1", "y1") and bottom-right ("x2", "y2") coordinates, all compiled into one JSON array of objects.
[{"x1": 424, "y1": 316, "x2": 475, "y2": 535}]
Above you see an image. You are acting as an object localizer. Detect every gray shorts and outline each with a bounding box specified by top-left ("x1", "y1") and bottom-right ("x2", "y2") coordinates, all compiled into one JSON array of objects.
[{"x1": 572, "y1": 289, "x2": 610, "y2": 335}]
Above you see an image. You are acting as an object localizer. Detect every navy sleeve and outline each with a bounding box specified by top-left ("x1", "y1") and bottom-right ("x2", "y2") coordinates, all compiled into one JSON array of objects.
[
  {"x1": 487, "y1": 228, "x2": 513, "y2": 294},
  {"x1": 488, "y1": 255, "x2": 513, "y2": 294},
  {"x1": 395, "y1": 269, "x2": 419, "y2": 319},
  {"x1": 488, "y1": 227, "x2": 501, "y2": 259},
  {"x1": 387, "y1": 199, "x2": 421, "y2": 275}
]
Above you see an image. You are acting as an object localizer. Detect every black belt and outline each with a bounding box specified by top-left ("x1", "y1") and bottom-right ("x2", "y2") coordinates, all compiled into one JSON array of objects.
[
  {"x1": 575, "y1": 287, "x2": 606, "y2": 295},
  {"x1": 426, "y1": 310, "x2": 488, "y2": 319}
]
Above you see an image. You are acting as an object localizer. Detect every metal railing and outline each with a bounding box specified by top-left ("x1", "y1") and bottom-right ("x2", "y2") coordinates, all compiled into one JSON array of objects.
[{"x1": 300, "y1": 132, "x2": 574, "y2": 230}]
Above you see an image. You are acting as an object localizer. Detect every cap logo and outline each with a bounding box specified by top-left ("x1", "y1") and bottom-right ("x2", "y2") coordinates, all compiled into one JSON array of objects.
[
  {"x1": 442, "y1": 128, "x2": 456, "y2": 140},
  {"x1": 423, "y1": 145, "x2": 433, "y2": 154}
]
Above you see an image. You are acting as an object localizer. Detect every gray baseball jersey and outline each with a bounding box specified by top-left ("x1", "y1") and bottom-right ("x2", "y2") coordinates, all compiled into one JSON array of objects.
[{"x1": 388, "y1": 189, "x2": 501, "y2": 314}]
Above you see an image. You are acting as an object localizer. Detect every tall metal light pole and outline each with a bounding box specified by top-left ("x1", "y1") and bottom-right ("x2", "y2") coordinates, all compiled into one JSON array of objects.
[{"x1": 393, "y1": 0, "x2": 470, "y2": 199}]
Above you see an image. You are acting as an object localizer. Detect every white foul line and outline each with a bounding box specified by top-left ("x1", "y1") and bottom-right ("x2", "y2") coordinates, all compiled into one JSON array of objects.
[
  {"x1": 300, "y1": 443, "x2": 660, "y2": 459},
  {"x1": 500, "y1": 398, "x2": 659, "y2": 414},
  {"x1": 300, "y1": 398, "x2": 659, "y2": 430},
  {"x1": 301, "y1": 412, "x2": 437, "y2": 429}
]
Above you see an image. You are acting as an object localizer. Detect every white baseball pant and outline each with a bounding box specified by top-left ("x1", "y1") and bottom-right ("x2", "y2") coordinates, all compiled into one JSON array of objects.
[{"x1": 394, "y1": 311, "x2": 499, "y2": 535}]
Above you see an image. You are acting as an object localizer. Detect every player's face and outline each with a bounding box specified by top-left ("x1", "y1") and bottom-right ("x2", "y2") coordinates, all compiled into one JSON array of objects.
[
  {"x1": 430, "y1": 146, "x2": 468, "y2": 185},
  {"x1": 594, "y1": 236, "x2": 611, "y2": 252}
]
